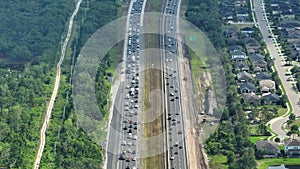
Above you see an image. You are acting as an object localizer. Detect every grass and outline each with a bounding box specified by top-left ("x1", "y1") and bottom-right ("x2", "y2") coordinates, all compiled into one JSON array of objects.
[
  {"x1": 257, "y1": 158, "x2": 300, "y2": 169},
  {"x1": 209, "y1": 155, "x2": 228, "y2": 169},
  {"x1": 142, "y1": 25, "x2": 164, "y2": 169},
  {"x1": 292, "y1": 119, "x2": 300, "y2": 127},
  {"x1": 278, "y1": 108, "x2": 288, "y2": 117},
  {"x1": 249, "y1": 136, "x2": 268, "y2": 144}
]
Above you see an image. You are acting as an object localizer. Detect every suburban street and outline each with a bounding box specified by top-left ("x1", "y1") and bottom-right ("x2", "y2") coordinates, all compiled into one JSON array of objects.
[
  {"x1": 33, "y1": 0, "x2": 83, "y2": 168},
  {"x1": 253, "y1": 0, "x2": 300, "y2": 140}
]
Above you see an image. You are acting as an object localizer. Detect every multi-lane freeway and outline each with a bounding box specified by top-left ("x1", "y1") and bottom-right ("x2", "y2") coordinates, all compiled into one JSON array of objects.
[
  {"x1": 162, "y1": 0, "x2": 189, "y2": 168},
  {"x1": 106, "y1": 0, "x2": 189, "y2": 168},
  {"x1": 106, "y1": 0, "x2": 146, "y2": 169}
]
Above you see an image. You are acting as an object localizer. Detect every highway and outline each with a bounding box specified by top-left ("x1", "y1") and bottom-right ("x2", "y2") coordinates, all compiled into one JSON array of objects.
[
  {"x1": 162, "y1": 0, "x2": 189, "y2": 168},
  {"x1": 253, "y1": 0, "x2": 300, "y2": 140},
  {"x1": 106, "y1": 0, "x2": 190, "y2": 168},
  {"x1": 33, "y1": 0, "x2": 83, "y2": 168},
  {"x1": 105, "y1": 0, "x2": 146, "y2": 169}
]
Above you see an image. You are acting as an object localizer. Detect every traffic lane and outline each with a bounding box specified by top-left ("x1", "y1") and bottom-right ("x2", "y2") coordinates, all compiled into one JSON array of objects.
[{"x1": 107, "y1": 82, "x2": 125, "y2": 169}]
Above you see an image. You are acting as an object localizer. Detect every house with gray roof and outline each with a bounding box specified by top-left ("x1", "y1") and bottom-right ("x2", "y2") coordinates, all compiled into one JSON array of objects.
[
  {"x1": 239, "y1": 82, "x2": 256, "y2": 93},
  {"x1": 245, "y1": 38, "x2": 261, "y2": 54},
  {"x1": 253, "y1": 59, "x2": 268, "y2": 72},
  {"x1": 284, "y1": 139, "x2": 300, "y2": 157},
  {"x1": 237, "y1": 71, "x2": 253, "y2": 82},
  {"x1": 242, "y1": 93, "x2": 260, "y2": 105},
  {"x1": 234, "y1": 62, "x2": 249, "y2": 72},
  {"x1": 262, "y1": 93, "x2": 280, "y2": 104},
  {"x1": 231, "y1": 50, "x2": 247, "y2": 62},
  {"x1": 256, "y1": 72, "x2": 272, "y2": 80},
  {"x1": 249, "y1": 53, "x2": 265, "y2": 62},
  {"x1": 256, "y1": 140, "x2": 281, "y2": 158}
]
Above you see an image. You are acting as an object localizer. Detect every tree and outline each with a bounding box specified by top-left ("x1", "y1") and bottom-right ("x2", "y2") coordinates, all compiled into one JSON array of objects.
[
  {"x1": 290, "y1": 125, "x2": 299, "y2": 135},
  {"x1": 289, "y1": 113, "x2": 296, "y2": 121}
]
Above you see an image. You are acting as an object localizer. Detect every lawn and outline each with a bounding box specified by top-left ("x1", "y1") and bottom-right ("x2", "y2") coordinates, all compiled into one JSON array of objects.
[
  {"x1": 292, "y1": 119, "x2": 300, "y2": 127},
  {"x1": 278, "y1": 108, "x2": 288, "y2": 117},
  {"x1": 257, "y1": 158, "x2": 300, "y2": 169},
  {"x1": 209, "y1": 155, "x2": 228, "y2": 169},
  {"x1": 249, "y1": 136, "x2": 268, "y2": 144}
]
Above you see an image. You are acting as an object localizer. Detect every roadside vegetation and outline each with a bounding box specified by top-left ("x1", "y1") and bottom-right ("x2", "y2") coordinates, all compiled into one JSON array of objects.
[
  {"x1": 0, "y1": 0, "x2": 121, "y2": 168},
  {"x1": 185, "y1": 0, "x2": 257, "y2": 168}
]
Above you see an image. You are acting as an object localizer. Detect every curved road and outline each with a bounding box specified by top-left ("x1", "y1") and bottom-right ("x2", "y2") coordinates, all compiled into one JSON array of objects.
[
  {"x1": 33, "y1": 0, "x2": 83, "y2": 168},
  {"x1": 252, "y1": 0, "x2": 300, "y2": 140}
]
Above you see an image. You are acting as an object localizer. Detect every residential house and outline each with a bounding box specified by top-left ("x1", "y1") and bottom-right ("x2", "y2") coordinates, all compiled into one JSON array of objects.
[
  {"x1": 234, "y1": 62, "x2": 250, "y2": 72},
  {"x1": 259, "y1": 80, "x2": 276, "y2": 93},
  {"x1": 253, "y1": 59, "x2": 268, "y2": 72},
  {"x1": 256, "y1": 72, "x2": 272, "y2": 80},
  {"x1": 237, "y1": 71, "x2": 253, "y2": 82},
  {"x1": 284, "y1": 139, "x2": 300, "y2": 157},
  {"x1": 267, "y1": 165, "x2": 287, "y2": 169},
  {"x1": 262, "y1": 93, "x2": 280, "y2": 104},
  {"x1": 239, "y1": 82, "x2": 256, "y2": 93},
  {"x1": 235, "y1": 7, "x2": 249, "y2": 22},
  {"x1": 240, "y1": 27, "x2": 254, "y2": 35},
  {"x1": 224, "y1": 27, "x2": 238, "y2": 39},
  {"x1": 245, "y1": 38, "x2": 261, "y2": 54},
  {"x1": 256, "y1": 140, "x2": 281, "y2": 158},
  {"x1": 231, "y1": 50, "x2": 247, "y2": 62},
  {"x1": 242, "y1": 93, "x2": 260, "y2": 105},
  {"x1": 280, "y1": 10, "x2": 295, "y2": 21},
  {"x1": 249, "y1": 53, "x2": 265, "y2": 62},
  {"x1": 228, "y1": 45, "x2": 244, "y2": 53}
]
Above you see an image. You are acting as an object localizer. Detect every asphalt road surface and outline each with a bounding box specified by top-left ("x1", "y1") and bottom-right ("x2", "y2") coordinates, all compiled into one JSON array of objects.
[{"x1": 162, "y1": 0, "x2": 189, "y2": 168}]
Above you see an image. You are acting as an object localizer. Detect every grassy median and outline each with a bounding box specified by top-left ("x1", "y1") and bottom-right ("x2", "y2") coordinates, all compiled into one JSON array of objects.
[{"x1": 142, "y1": 33, "x2": 164, "y2": 169}]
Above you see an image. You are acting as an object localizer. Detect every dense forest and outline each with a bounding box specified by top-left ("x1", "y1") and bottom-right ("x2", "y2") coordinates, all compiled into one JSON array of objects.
[
  {"x1": 185, "y1": 0, "x2": 257, "y2": 168},
  {"x1": 0, "y1": 0, "x2": 74, "y2": 62},
  {"x1": 0, "y1": 0, "x2": 120, "y2": 168}
]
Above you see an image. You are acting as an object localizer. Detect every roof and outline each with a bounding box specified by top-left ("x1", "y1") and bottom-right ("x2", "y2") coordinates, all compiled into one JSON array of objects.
[
  {"x1": 267, "y1": 165, "x2": 287, "y2": 169},
  {"x1": 237, "y1": 71, "x2": 253, "y2": 81},
  {"x1": 228, "y1": 45, "x2": 243, "y2": 52},
  {"x1": 234, "y1": 62, "x2": 249, "y2": 70},
  {"x1": 249, "y1": 53, "x2": 265, "y2": 62},
  {"x1": 284, "y1": 139, "x2": 300, "y2": 147},
  {"x1": 253, "y1": 59, "x2": 267, "y2": 66},
  {"x1": 256, "y1": 140, "x2": 280, "y2": 152},
  {"x1": 242, "y1": 93, "x2": 259, "y2": 102},
  {"x1": 232, "y1": 50, "x2": 246, "y2": 56},
  {"x1": 240, "y1": 82, "x2": 256, "y2": 92},
  {"x1": 259, "y1": 80, "x2": 275, "y2": 89},
  {"x1": 262, "y1": 93, "x2": 280, "y2": 101},
  {"x1": 245, "y1": 38, "x2": 261, "y2": 47},
  {"x1": 240, "y1": 27, "x2": 254, "y2": 32},
  {"x1": 256, "y1": 72, "x2": 272, "y2": 80}
]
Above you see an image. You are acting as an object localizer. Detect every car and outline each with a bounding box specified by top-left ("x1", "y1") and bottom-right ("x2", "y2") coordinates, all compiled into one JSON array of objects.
[
  {"x1": 170, "y1": 156, "x2": 175, "y2": 160},
  {"x1": 119, "y1": 155, "x2": 125, "y2": 160},
  {"x1": 128, "y1": 129, "x2": 132, "y2": 133},
  {"x1": 126, "y1": 158, "x2": 131, "y2": 162},
  {"x1": 132, "y1": 157, "x2": 136, "y2": 161},
  {"x1": 178, "y1": 130, "x2": 182, "y2": 134},
  {"x1": 175, "y1": 142, "x2": 179, "y2": 147},
  {"x1": 123, "y1": 126, "x2": 128, "y2": 130},
  {"x1": 170, "y1": 98, "x2": 174, "y2": 101}
]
